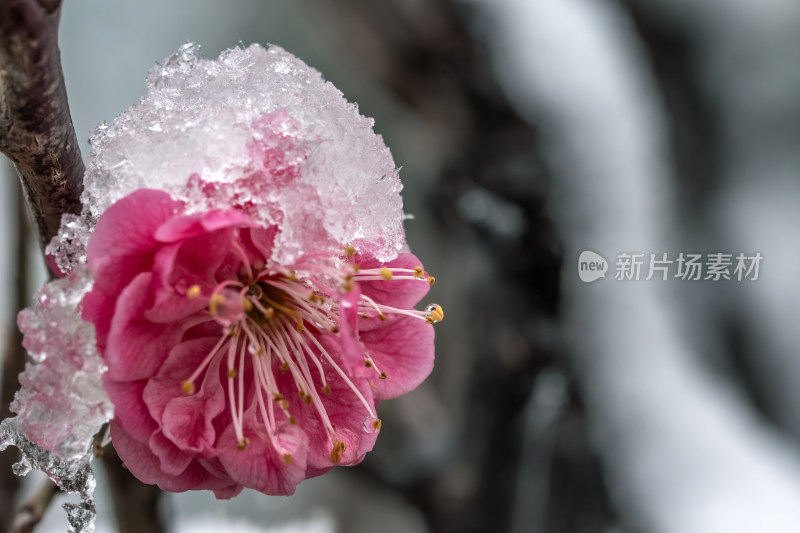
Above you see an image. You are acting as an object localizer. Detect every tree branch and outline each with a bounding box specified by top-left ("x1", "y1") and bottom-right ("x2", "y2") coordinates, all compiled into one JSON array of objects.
[
  {"x1": 101, "y1": 445, "x2": 166, "y2": 533},
  {"x1": 0, "y1": 173, "x2": 33, "y2": 532},
  {"x1": 9, "y1": 478, "x2": 59, "y2": 533},
  {"x1": 0, "y1": 0, "x2": 84, "y2": 249}
]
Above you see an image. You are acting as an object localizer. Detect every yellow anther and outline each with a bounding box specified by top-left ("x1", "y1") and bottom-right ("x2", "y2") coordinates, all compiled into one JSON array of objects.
[
  {"x1": 428, "y1": 276, "x2": 436, "y2": 286},
  {"x1": 280, "y1": 399, "x2": 290, "y2": 410},
  {"x1": 379, "y1": 371, "x2": 387, "y2": 380},
  {"x1": 426, "y1": 304, "x2": 444, "y2": 324},
  {"x1": 342, "y1": 279, "x2": 354, "y2": 292},
  {"x1": 414, "y1": 266, "x2": 424, "y2": 278},
  {"x1": 380, "y1": 267, "x2": 393, "y2": 280},
  {"x1": 236, "y1": 438, "x2": 250, "y2": 451},
  {"x1": 364, "y1": 360, "x2": 373, "y2": 368},
  {"x1": 227, "y1": 368, "x2": 237, "y2": 379},
  {"x1": 242, "y1": 298, "x2": 253, "y2": 312},
  {"x1": 344, "y1": 244, "x2": 356, "y2": 257},
  {"x1": 359, "y1": 313, "x2": 369, "y2": 319},
  {"x1": 378, "y1": 314, "x2": 386, "y2": 321},
  {"x1": 208, "y1": 294, "x2": 225, "y2": 315},
  {"x1": 264, "y1": 307, "x2": 275, "y2": 319},
  {"x1": 288, "y1": 415, "x2": 297, "y2": 425},
  {"x1": 372, "y1": 419, "x2": 382, "y2": 431},
  {"x1": 181, "y1": 381, "x2": 195, "y2": 395},
  {"x1": 298, "y1": 391, "x2": 313, "y2": 404},
  {"x1": 330, "y1": 440, "x2": 346, "y2": 463},
  {"x1": 273, "y1": 393, "x2": 284, "y2": 401},
  {"x1": 288, "y1": 271, "x2": 299, "y2": 281},
  {"x1": 186, "y1": 285, "x2": 201, "y2": 299},
  {"x1": 331, "y1": 326, "x2": 340, "y2": 334},
  {"x1": 283, "y1": 453, "x2": 293, "y2": 466},
  {"x1": 352, "y1": 263, "x2": 361, "y2": 273},
  {"x1": 280, "y1": 362, "x2": 289, "y2": 373},
  {"x1": 323, "y1": 385, "x2": 331, "y2": 395}
]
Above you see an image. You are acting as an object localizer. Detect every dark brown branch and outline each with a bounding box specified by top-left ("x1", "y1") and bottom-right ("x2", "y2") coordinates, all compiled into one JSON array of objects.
[
  {"x1": 0, "y1": 174, "x2": 33, "y2": 532},
  {"x1": 101, "y1": 445, "x2": 166, "y2": 533},
  {"x1": 9, "y1": 478, "x2": 59, "y2": 533},
  {"x1": 0, "y1": 0, "x2": 84, "y2": 249}
]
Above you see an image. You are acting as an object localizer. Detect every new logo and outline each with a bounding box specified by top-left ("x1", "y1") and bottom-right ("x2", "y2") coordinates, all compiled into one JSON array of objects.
[{"x1": 578, "y1": 250, "x2": 608, "y2": 283}]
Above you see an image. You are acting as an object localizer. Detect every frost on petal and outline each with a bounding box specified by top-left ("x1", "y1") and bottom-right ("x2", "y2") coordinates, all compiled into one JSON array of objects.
[
  {"x1": 82, "y1": 43, "x2": 407, "y2": 265},
  {"x1": 0, "y1": 268, "x2": 113, "y2": 533}
]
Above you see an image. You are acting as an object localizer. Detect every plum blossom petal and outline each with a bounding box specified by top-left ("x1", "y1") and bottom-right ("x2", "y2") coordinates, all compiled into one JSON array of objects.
[
  {"x1": 360, "y1": 316, "x2": 436, "y2": 400},
  {"x1": 218, "y1": 415, "x2": 309, "y2": 496},
  {"x1": 104, "y1": 273, "x2": 175, "y2": 381}
]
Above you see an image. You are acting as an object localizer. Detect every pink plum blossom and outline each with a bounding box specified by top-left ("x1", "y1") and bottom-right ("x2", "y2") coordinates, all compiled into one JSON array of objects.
[
  {"x1": 81, "y1": 188, "x2": 441, "y2": 497},
  {"x1": 4, "y1": 47, "x2": 438, "y2": 524}
]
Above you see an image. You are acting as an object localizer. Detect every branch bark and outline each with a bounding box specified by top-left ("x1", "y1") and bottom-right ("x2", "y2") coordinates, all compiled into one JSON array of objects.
[
  {"x1": 101, "y1": 445, "x2": 166, "y2": 533},
  {"x1": 0, "y1": 174, "x2": 33, "y2": 532},
  {"x1": 0, "y1": 0, "x2": 84, "y2": 249},
  {"x1": 9, "y1": 478, "x2": 59, "y2": 533}
]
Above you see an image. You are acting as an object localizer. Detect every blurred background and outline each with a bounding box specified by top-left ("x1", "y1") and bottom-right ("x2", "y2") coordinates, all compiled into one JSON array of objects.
[{"x1": 3, "y1": 0, "x2": 800, "y2": 532}]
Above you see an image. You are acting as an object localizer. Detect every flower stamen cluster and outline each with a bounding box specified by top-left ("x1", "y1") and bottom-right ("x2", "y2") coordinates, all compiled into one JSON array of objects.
[{"x1": 175, "y1": 241, "x2": 442, "y2": 467}]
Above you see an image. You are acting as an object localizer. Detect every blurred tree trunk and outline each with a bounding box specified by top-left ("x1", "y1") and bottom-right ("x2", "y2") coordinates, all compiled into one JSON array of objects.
[{"x1": 301, "y1": 2, "x2": 616, "y2": 532}]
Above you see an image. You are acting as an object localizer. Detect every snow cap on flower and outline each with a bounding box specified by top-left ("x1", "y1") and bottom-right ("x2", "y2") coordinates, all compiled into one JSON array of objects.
[{"x1": 51, "y1": 43, "x2": 407, "y2": 274}]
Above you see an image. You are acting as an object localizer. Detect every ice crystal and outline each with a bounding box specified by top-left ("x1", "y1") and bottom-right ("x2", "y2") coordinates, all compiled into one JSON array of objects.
[
  {"x1": 0, "y1": 270, "x2": 109, "y2": 532},
  {"x1": 46, "y1": 214, "x2": 92, "y2": 275},
  {"x1": 0, "y1": 429, "x2": 97, "y2": 533},
  {"x1": 9, "y1": 270, "x2": 111, "y2": 460}
]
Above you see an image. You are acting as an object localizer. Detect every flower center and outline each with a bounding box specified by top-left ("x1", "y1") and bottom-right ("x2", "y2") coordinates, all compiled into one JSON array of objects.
[{"x1": 179, "y1": 247, "x2": 442, "y2": 464}]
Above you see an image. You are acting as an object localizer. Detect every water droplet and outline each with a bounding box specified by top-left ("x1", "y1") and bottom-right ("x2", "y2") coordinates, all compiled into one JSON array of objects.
[{"x1": 363, "y1": 416, "x2": 381, "y2": 434}]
